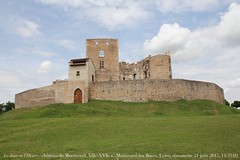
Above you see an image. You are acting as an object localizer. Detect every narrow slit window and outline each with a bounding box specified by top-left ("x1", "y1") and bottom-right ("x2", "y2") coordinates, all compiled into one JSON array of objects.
[
  {"x1": 133, "y1": 74, "x2": 136, "y2": 79},
  {"x1": 99, "y1": 51, "x2": 104, "y2": 58}
]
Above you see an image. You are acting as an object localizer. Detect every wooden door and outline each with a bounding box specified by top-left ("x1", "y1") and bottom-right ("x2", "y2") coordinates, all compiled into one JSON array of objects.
[{"x1": 74, "y1": 89, "x2": 82, "y2": 103}]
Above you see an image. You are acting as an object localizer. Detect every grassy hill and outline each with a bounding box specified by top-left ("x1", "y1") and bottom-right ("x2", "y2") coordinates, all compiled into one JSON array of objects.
[
  {"x1": 1, "y1": 99, "x2": 239, "y2": 119},
  {"x1": 0, "y1": 100, "x2": 240, "y2": 160}
]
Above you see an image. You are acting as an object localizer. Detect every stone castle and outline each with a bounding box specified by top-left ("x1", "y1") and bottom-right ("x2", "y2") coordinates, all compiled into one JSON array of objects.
[{"x1": 15, "y1": 38, "x2": 224, "y2": 108}]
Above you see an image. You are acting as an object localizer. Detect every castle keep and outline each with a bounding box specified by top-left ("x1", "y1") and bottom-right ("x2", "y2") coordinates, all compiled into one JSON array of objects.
[{"x1": 15, "y1": 38, "x2": 224, "y2": 108}]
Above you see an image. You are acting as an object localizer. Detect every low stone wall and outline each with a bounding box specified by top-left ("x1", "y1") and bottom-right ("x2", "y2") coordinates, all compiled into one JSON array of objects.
[
  {"x1": 15, "y1": 86, "x2": 56, "y2": 108},
  {"x1": 15, "y1": 80, "x2": 89, "y2": 109},
  {"x1": 90, "y1": 79, "x2": 224, "y2": 104}
]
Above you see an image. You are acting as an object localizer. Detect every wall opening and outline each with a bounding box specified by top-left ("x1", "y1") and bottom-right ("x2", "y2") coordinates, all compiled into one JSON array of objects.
[
  {"x1": 144, "y1": 71, "x2": 147, "y2": 79},
  {"x1": 92, "y1": 75, "x2": 94, "y2": 82},
  {"x1": 74, "y1": 88, "x2": 82, "y2": 103},
  {"x1": 133, "y1": 74, "x2": 136, "y2": 79},
  {"x1": 100, "y1": 61, "x2": 104, "y2": 68},
  {"x1": 99, "y1": 50, "x2": 105, "y2": 58}
]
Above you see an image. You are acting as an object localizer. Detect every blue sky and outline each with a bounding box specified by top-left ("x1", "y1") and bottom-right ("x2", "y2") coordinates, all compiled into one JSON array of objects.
[{"x1": 0, "y1": 0, "x2": 240, "y2": 103}]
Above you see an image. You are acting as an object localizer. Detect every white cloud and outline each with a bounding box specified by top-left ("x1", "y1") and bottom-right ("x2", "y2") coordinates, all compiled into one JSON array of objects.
[
  {"x1": 144, "y1": 3, "x2": 240, "y2": 62},
  {"x1": 216, "y1": 3, "x2": 240, "y2": 46},
  {"x1": 16, "y1": 48, "x2": 56, "y2": 57},
  {"x1": 34, "y1": 49, "x2": 56, "y2": 57},
  {"x1": 16, "y1": 19, "x2": 41, "y2": 38},
  {"x1": 154, "y1": 0, "x2": 222, "y2": 13},
  {"x1": 37, "y1": 0, "x2": 240, "y2": 30},
  {"x1": 0, "y1": 69, "x2": 21, "y2": 88},
  {"x1": 58, "y1": 39, "x2": 80, "y2": 50},
  {"x1": 227, "y1": 78, "x2": 240, "y2": 88},
  {"x1": 38, "y1": 0, "x2": 150, "y2": 30},
  {"x1": 83, "y1": 5, "x2": 150, "y2": 30},
  {"x1": 144, "y1": 23, "x2": 203, "y2": 62},
  {"x1": 37, "y1": 61, "x2": 53, "y2": 73},
  {"x1": 144, "y1": 23, "x2": 191, "y2": 53}
]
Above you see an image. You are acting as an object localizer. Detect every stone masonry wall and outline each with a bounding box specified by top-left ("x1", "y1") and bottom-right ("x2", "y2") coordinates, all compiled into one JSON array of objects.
[
  {"x1": 15, "y1": 85, "x2": 57, "y2": 109},
  {"x1": 15, "y1": 80, "x2": 89, "y2": 108},
  {"x1": 119, "y1": 54, "x2": 172, "y2": 80},
  {"x1": 86, "y1": 38, "x2": 119, "y2": 81},
  {"x1": 90, "y1": 79, "x2": 224, "y2": 104}
]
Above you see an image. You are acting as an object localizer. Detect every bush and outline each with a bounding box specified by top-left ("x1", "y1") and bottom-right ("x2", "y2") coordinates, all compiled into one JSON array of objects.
[
  {"x1": 0, "y1": 101, "x2": 15, "y2": 114},
  {"x1": 224, "y1": 99, "x2": 230, "y2": 106},
  {"x1": 231, "y1": 101, "x2": 240, "y2": 108}
]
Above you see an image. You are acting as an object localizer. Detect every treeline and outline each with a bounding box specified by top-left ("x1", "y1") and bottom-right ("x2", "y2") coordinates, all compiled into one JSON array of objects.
[
  {"x1": 0, "y1": 101, "x2": 15, "y2": 114},
  {"x1": 225, "y1": 99, "x2": 240, "y2": 109}
]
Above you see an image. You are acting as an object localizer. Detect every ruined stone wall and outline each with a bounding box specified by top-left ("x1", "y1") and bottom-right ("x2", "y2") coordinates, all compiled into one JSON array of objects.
[
  {"x1": 149, "y1": 54, "x2": 172, "y2": 79},
  {"x1": 119, "y1": 54, "x2": 172, "y2": 80},
  {"x1": 90, "y1": 79, "x2": 224, "y2": 104},
  {"x1": 86, "y1": 38, "x2": 119, "y2": 81}
]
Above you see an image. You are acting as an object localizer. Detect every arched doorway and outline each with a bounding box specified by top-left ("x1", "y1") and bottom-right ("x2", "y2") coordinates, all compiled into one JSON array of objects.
[{"x1": 74, "y1": 88, "x2": 82, "y2": 103}]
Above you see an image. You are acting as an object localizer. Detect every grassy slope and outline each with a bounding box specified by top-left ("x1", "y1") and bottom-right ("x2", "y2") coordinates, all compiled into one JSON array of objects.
[
  {"x1": 1, "y1": 100, "x2": 239, "y2": 119},
  {"x1": 0, "y1": 100, "x2": 240, "y2": 160}
]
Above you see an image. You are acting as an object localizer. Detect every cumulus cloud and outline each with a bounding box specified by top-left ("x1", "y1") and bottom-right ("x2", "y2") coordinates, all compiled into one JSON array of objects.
[
  {"x1": 144, "y1": 23, "x2": 191, "y2": 53},
  {"x1": 144, "y1": 3, "x2": 240, "y2": 62},
  {"x1": 216, "y1": 3, "x2": 240, "y2": 46},
  {"x1": 16, "y1": 19, "x2": 40, "y2": 38},
  {"x1": 37, "y1": 61, "x2": 53, "y2": 73},
  {"x1": 144, "y1": 23, "x2": 205, "y2": 62}
]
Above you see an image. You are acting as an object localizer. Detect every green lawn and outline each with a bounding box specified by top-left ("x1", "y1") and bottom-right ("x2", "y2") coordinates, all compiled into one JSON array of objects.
[{"x1": 0, "y1": 100, "x2": 240, "y2": 160}]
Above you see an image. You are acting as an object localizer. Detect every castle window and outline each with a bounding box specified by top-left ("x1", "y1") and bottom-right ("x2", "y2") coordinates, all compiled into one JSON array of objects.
[
  {"x1": 96, "y1": 41, "x2": 98, "y2": 45},
  {"x1": 99, "y1": 50, "x2": 105, "y2": 58},
  {"x1": 133, "y1": 74, "x2": 136, "y2": 79},
  {"x1": 100, "y1": 61, "x2": 104, "y2": 68},
  {"x1": 144, "y1": 71, "x2": 147, "y2": 79},
  {"x1": 76, "y1": 71, "x2": 80, "y2": 76},
  {"x1": 92, "y1": 75, "x2": 94, "y2": 82},
  {"x1": 105, "y1": 41, "x2": 109, "y2": 45}
]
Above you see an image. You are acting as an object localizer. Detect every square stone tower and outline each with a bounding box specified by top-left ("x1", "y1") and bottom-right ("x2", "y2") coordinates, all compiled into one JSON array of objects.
[{"x1": 86, "y1": 38, "x2": 119, "y2": 81}]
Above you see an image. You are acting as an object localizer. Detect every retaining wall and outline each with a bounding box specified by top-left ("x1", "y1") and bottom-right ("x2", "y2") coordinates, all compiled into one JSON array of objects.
[{"x1": 90, "y1": 79, "x2": 224, "y2": 104}]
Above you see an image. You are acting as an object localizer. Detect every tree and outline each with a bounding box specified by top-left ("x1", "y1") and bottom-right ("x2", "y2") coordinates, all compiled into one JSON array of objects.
[
  {"x1": 224, "y1": 99, "x2": 230, "y2": 106},
  {"x1": 0, "y1": 101, "x2": 15, "y2": 113},
  {"x1": 5, "y1": 101, "x2": 15, "y2": 110},
  {"x1": 231, "y1": 101, "x2": 240, "y2": 108},
  {"x1": 0, "y1": 103, "x2": 4, "y2": 114}
]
